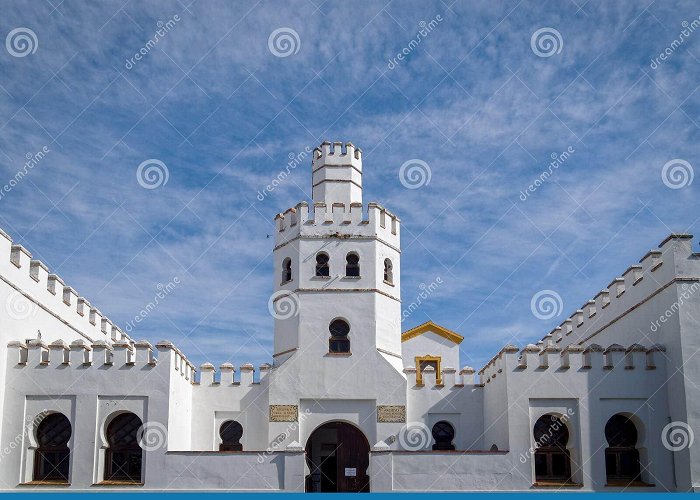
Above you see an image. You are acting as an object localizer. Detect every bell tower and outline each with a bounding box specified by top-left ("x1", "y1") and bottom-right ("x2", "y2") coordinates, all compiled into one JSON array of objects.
[{"x1": 270, "y1": 141, "x2": 403, "y2": 375}]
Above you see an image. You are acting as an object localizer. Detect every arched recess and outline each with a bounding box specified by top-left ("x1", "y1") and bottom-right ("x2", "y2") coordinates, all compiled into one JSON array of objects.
[
  {"x1": 305, "y1": 421, "x2": 370, "y2": 493},
  {"x1": 219, "y1": 420, "x2": 243, "y2": 451},
  {"x1": 533, "y1": 413, "x2": 575, "y2": 485},
  {"x1": 33, "y1": 412, "x2": 71, "y2": 483},
  {"x1": 605, "y1": 413, "x2": 644, "y2": 485},
  {"x1": 103, "y1": 412, "x2": 144, "y2": 483},
  {"x1": 432, "y1": 420, "x2": 456, "y2": 450}
]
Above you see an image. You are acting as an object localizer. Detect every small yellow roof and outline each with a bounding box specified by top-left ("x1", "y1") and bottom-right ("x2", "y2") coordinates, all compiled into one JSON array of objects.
[{"x1": 401, "y1": 321, "x2": 464, "y2": 345}]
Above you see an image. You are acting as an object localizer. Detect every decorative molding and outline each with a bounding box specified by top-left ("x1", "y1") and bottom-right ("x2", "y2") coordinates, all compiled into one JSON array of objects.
[{"x1": 402, "y1": 321, "x2": 463, "y2": 345}]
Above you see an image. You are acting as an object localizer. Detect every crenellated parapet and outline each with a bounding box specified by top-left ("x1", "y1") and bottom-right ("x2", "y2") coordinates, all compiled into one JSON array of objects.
[
  {"x1": 274, "y1": 201, "x2": 400, "y2": 250},
  {"x1": 8, "y1": 338, "x2": 157, "y2": 369},
  {"x1": 476, "y1": 341, "x2": 665, "y2": 385},
  {"x1": 196, "y1": 361, "x2": 272, "y2": 386},
  {"x1": 0, "y1": 228, "x2": 129, "y2": 344},
  {"x1": 311, "y1": 141, "x2": 362, "y2": 170},
  {"x1": 541, "y1": 234, "x2": 698, "y2": 346}
]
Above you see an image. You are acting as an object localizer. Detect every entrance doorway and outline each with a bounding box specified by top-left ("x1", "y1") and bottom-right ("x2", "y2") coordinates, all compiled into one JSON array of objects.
[{"x1": 305, "y1": 421, "x2": 370, "y2": 493}]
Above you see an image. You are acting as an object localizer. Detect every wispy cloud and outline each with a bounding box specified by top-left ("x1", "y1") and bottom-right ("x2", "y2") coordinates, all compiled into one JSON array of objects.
[{"x1": 0, "y1": 0, "x2": 698, "y2": 370}]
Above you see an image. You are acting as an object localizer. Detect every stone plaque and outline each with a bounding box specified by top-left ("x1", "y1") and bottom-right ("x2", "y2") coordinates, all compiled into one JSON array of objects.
[
  {"x1": 377, "y1": 405, "x2": 406, "y2": 423},
  {"x1": 269, "y1": 405, "x2": 298, "y2": 422}
]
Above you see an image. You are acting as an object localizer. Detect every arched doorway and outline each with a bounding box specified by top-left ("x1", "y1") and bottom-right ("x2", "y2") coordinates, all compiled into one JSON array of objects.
[{"x1": 305, "y1": 421, "x2": 370, "y2": 493}]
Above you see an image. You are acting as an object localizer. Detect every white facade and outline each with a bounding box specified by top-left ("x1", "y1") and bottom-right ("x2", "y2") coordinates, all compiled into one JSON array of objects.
[{"x1": 0, "y1": 141, "x2": 697, "y2": 491}]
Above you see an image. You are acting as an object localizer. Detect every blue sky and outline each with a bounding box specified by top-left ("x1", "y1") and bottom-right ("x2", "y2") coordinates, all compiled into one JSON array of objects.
[{"x1": 0, "y1": 0, "x2": 698, "y2": 371}]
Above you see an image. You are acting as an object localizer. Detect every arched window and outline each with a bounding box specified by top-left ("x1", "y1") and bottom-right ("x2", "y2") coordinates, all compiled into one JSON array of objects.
[
  {"x1": 105, "y1": 413, "x2": 143, "y2": 483},
  {"x1": 33, "y1": 413, "x2": 71, "y2": 483},
  {"x1": 605, "y1": 414, "x2": 641, "y2": 485},
  {"x1": 329, "y1": 319, "x2": 350, "y2": 353},
  {"x1": 315, "y1": 253, "x2": 329, "y2": 277},
  {"x1": 345, "y1": 253, "x2": 360, "y2": 277},
  {"x1": 282, "y1": 257, "x2": 292, "y2": 283},
  {"x1": 432, "y1": 421, "x2": 455, "y2": 450},
  {"x1": 533, "y1": 414, "x2": 572, "y2": 484},
  {"x1": 384, "y1": 259, "x2": 393, "y2": 284},
  {"x1": 219, "y1": 420, "x2": 243, "y2": 451}
]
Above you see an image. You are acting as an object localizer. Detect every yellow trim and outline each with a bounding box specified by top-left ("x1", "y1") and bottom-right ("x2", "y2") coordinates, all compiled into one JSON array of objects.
[
  {"x1": 402, "y1": 321, "x2": 464, "y2": 344},
  {"x1": 415, "y1": 355, "x2": 442, "y2": 385}
]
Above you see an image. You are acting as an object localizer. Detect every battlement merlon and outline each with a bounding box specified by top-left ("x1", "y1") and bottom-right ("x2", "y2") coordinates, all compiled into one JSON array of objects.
[{"x1": 312, "y1": 141, "x2": 363, "y2": 207}]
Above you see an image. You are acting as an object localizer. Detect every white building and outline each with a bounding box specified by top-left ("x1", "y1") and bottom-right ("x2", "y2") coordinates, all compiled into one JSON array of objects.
[{"x1": 0, "y1": 141, "x2": 697, "y2": 491}]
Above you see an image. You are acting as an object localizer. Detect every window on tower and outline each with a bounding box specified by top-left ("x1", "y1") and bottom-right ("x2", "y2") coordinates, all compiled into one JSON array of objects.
[
  {"x1": 315, "y1": 253, "x2": 330, "y2": 277},
  {"x1": 282, "y1": 257, "x2": 292, "y2": 283},
  {"x1": 328, "y1": 318, "x2": 350, "y2": 354},
  {"x1": 384, "y1": 258, "x2": 393, "y2": 284},
  {"x1": 345, "y1": 253, "x2": 360, "y2": 277}
]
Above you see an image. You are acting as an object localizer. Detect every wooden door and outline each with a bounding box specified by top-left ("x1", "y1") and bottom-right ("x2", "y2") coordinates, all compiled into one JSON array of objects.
[{"x1": 336, "y1": 423, "x2": 370, "y2": 493}]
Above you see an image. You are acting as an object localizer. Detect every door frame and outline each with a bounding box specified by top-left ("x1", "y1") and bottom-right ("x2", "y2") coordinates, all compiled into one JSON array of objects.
[{"x1": 304, "y1": 420, "x2": 370, "y2": 493}]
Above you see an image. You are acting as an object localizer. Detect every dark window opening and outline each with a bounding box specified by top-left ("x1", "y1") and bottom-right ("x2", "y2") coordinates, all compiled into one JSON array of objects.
[
  {"x1": 432, "y1": 421, "x2": 455, "y2": 450},
  {"x1": 219, "y1": 420, "x2": 243, "y2": 451},
  {"x1": 33, "y1": 413, "x2": 71, "y2": 483},
  {"x1": 282, "y1": 258, "x2": 292, "y2": 283},
  {"x1": 315, "y1": 253, "x2": 329, "y2": 277},
  {"x1": 384, "y1": 259, "x2": 393, "y2": 284},
  {"x1": 533, "y1": 414, "x2": 572, "y2": 484},
  {"x1": 345, "y1": 253, "x2": 360, "y2": 277},
  {"x1": 105, "y1": 413, "x2": 143, "y2": 483},
  {"x1": 329, "y1": 319, "x2": 350, "y2": 353},
  {"x1": 605, "y1": 414, "x2": 641, "y2": 484}
]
